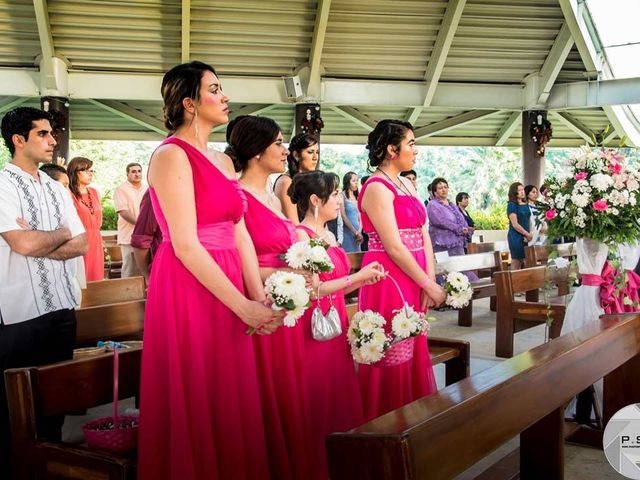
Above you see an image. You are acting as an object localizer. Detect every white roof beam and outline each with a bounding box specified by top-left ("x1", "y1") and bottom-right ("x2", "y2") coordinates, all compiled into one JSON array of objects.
[
  {"x1": 0, "y1": 97, "x2": 30, "y2": 115},
  {"x1": 307, "y1": 0, "x2": 331, "y2": 99},
  {"x1": 414, "y1": 110, "x2": 501, "y2": 140},
  {"x1": 329, "y1": 106, "x2": 376, "y2": 131},
  {"x1": 32, "y1": 0, "x2": 54, "y2": 60},
  {"x1": 537, "y1": 23, "x2": 574, "y2": 104},
  {"x1": 547, "y1": 77, "x2": 640, "y2": 109},
  {"x1": 495, "y1": 111, "x2": 520, "y2": 146},
  {"x1": 406, "y1": 0, "x2": 466, "y2": 124},
  {"x1": 558, "y1": 0, "x2": 599, "y2": 75},
  {"x1": 181, "y1": 0, "x2": 190, "y2": 63},
  {"x1": 33, "y1": 0, "x2": 69, "y2": 95},
  {"x1": 87, "y1": 99, "x2": 166, "y2": 135},
  {"x1": 551, "y1": 111, "x2": 594, "y2": 144}
]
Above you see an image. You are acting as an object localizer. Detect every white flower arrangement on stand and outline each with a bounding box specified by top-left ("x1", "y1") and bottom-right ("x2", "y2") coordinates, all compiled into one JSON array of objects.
[
  {"x1": 264, "y1": 271, "x2": 310, "y2": 327},
  {"x1": 284, "y1": 239, "x2": 334, "y2": 273},
  {"x1": 443, "y1": 271, "x2": 474, "y2": 309}
]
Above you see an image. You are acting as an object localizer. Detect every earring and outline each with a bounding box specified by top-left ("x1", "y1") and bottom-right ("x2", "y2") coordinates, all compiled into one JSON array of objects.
[
  {"x1": 314, "y1": 205, "x2": 319, "y2": 222},
  {"x1": 257, "y1": 154, "x2": 261, "y2": 160},
  {"x1": 391, "y1": 154, "x2": 398, "y2": 161},
  {"x1": 194, "y1": 109, "x2": 199, "y2": 138}
]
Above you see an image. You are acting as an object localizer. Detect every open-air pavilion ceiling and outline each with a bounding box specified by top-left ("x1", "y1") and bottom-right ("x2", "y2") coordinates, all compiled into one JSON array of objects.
[{"x1": 0, "y1": 0, "x2": 639, "y2": 147}]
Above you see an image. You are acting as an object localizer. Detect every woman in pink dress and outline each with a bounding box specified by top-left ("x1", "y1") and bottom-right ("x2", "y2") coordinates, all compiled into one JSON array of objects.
[
  {"x1": 138, "y1": 62, "x2": 282, "y2": 480},
  {"x1": 357, "y1": 119, "x2": 447, "y2": 421},
  {"x1": 227, "y1": 115, "x2": 316, "y2": 480},
  {"x1": 67, "y1": 156, "x2": 104, "y2": 281},
  {"x1": 288, "y1": 170, "x2": 385, "y2": 475}
]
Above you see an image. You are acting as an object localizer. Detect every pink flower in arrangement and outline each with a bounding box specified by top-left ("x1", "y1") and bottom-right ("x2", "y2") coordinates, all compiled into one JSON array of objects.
[
  {"x1": 574, "y1": 171, "x2": 588, "y2": 181},
  {"x1": 608, "y1": 162, "x2": 623, "y2": 174},
  {"x1": 593, "y1": 200, "x2": 608, "y2": 211},
  {"x1": 545, "y1": 209, "x2": 557, "y2": 220}
]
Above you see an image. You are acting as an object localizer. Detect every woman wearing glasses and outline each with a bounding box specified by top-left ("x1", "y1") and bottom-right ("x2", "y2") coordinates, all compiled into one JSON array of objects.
[{"x1": 67, "y1": 157, "x2": 103, "y2": 281}]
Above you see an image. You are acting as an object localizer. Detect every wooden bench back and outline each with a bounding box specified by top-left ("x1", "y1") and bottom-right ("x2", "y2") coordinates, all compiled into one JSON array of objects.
[
  {"x1": 525, "y1": 242, "x2": 576, "y2": 268},
  {"x1": 75, "y1": 299, "x2": 146, "y2": 348},
  {"x1": 104, "y1": 245, "x2": 122, "y2": 263},
  {"x1": 493, "y1": 266, "x2": 547, "y2": 295},
  {"x1": 81, "y1": 276, "x2": 146, "y2": 308},
  {"x1": 467, "y1": 240, "x2": 509, "y2": 255},
  {"x1": 435, "y1": 251, "x2": 501, "y2": 275},
  {"x1": 327, "y1": 314, "x2": 640, "y2": 480}
]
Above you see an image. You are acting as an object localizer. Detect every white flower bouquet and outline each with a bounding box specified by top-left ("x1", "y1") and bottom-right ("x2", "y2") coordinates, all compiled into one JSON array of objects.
[
  {"x1": 264, "y1": 271, "x2": 310, "y2": 327},
  {"x1": 284, "y1": 239, "x2": 334, "y2": 274},
  {"x1": 444, "y1": 271, "x2": 474, "y2": 309},
  {"x1": 538, "y1": 146, "x2": 640, "y2": 244},
  {"x1": 348, "y1": 276, "x2": 429, "y2": 366}
]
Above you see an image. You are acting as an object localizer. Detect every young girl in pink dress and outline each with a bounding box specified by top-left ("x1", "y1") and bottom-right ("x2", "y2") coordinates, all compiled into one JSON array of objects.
[
  {"x1": 138, "y1": 62, "x2": 282, "y2": 480},
  {"x1": 357, "y1": 119, "x2": 447, "y2": 421},
  {"x1": 227, "y1": 115, "x2": 316, "y2": 480},
  {"x1": 288, "y1": 170, "x2": 385, "y2": 476}
]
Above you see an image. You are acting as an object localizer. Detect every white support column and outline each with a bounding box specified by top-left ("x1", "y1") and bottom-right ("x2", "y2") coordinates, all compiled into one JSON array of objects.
[
  {"x1": 406, "y1": 0, "x2": 466, "y2": 124},
  {"x1": 551, "y1": 111, "x2": 594, "y2": 144},
  {"x1": 538, "y1": 23, "x2": 574, "y2": 104},
  {"x1": 307, "y1": 0, "x2": 331, "y2": 98},
  {"x1": 495, "y1": 111, "x2": 521, "y2": 146},
  {"x1": 181, "y1": 0, "x2": 190, "y2": 63},
  {"x1": 87, "y1": 99, "x2": 166, "y2": 135},
  {"x1": 414, "y1": 110, "x2": 501, "y2": 140},
  {"x1": 329, "y1": 106, "x2": 376, "y2": 131}
]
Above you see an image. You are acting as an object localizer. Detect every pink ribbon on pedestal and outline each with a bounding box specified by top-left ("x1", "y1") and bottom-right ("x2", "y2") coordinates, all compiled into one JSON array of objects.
[{"x1": 581, "y1": 261, "x2": 640, "y2": 314}]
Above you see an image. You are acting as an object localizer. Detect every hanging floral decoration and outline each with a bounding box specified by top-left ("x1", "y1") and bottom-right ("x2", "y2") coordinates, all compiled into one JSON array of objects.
[
  {"x1": 531, "y1": 113, "x2": 553, "y2": 156},
  {"x1": 300, "y1": 106, "x2": 324, "y2": 136}
]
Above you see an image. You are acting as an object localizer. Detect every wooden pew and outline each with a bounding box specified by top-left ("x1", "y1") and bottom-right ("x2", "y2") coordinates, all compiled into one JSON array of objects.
[
  {"x1": 525, "y1": 242, "x2": 577, "y2": 268},
  {"x1": 345, "y1": 304, "x2": 470, "y2": 386},
  {"x1": 81, "y1": 276, "x2": 146, "y2": 308},
  {"x1": 104, "y1": 245, "x2": 122, "y2": 279},
  {"x1": 75, "y1": 300, "x2": 145, "y2": 348},
  {"x1": 435, "y1": 251, "x2": 505, "y2": 327},
  {"x1": 5, "y1": 348, "x2": 141, "y2": 480},
  {"x1": 493, "y1": 266, "x2": 571, "y2": 358},
  {"x1": 327, "y1": 314, "x2": 640, "y2": 480}
]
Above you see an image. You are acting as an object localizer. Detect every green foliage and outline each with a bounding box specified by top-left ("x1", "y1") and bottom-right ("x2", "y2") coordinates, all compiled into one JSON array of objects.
[
  {"x1": 101, "y1": 203, "x2": 118, "y2": 231},
  {"x1": 467, "y1": 206, "x2": 509, "y2": 230}
]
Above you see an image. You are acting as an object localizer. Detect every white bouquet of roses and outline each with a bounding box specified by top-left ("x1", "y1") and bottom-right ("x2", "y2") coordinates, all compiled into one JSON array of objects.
[
  {"x1": 347, "y1": 310, "x2": 390, "y2": 364},
  {"x1": 444, "y1": 271, "x2": 473, "y2": 309},
  {"x1": 264, "y1": 271, "x2": 310, "y2": 327},
  {"x1": 284, "y1": 239, "x2": 334, "y2": 274}
]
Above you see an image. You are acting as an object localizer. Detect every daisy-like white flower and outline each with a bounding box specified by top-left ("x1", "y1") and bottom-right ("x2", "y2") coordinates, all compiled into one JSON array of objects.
[
  {"x1": 284, "y1": 241, "x2": 311, "y2": 269},
  {"x1": 590, "y1": 173, "x2": 614, "y2": 192}
]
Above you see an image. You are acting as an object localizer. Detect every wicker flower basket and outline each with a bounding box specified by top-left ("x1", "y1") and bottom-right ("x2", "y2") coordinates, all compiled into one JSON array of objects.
[{"x1": 83, "y1": 347, "x2": 139, "y2": 454}]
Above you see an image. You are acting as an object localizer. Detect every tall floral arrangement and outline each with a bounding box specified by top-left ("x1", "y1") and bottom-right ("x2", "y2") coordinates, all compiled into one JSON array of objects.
[{"x1": 537, "y1": 146, "x2": 640, "y2": 245}]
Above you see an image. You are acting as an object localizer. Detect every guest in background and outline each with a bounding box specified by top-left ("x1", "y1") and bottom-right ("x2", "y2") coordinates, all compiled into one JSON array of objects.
[
  {"x1": 525, "y1": 184, "x2": 546, "y2": 245},
  {"x1": 326, "y1": 172, "x2": 344, "y2": 245},
  {"x1": 40, "y1": 163, "x2": 69, "y2": 188},
  {"x1": 131, "y1": 190, "x2": 161, "y2": 285},
  {"x1": 357, "y1": 119, "x2": 446, "y2": 420},
  {"x1": 507, "y1": 182, "x2": 532, "y2": 270},
  {"x1": 68, "y1": 156, "x2": 104, "y2": 281},
  {"x1": 340, "y1": 171, "x2": 362, "y2": 252},
  {"x1": 427, "y1": 178, "x2": 478, "y2": 280},
  {"x1": 113, "y1": 162, "x2": 147, "y2": 277},
  {"x1": 360, "y1": 175, "x2": 370, "y2": 250},
  {"x1": 456, "y1": 191, "x2": 475, "y2": 248},
  {"x1": 400, "y1": 169, "x2": 417, "y2": 189},
  {"x1": 273, "y1": 133, "x2": 319, "y2": 223}
]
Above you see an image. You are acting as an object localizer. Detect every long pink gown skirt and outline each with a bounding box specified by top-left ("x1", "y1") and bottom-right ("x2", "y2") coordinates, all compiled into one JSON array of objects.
[
  {"x1": 138, "y1": 137, "x2": 270, "y2": 480},
  {"x1": 357, "y1": 177, "x2": 438, "y2": 421}
]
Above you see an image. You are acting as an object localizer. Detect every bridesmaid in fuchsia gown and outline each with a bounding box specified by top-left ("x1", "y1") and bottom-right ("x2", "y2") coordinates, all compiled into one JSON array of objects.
[
  {"x1": 288, "y1": 170, "x2": 385, "y2": 476},
  {"x1": 357, "y1": 120, "x2": 447, "y2": 421},
  {"x1": 138, "y1": 62, "x2": 282, "y2": 480},
  {"x1": 228, "y1": 115, "x2": 316, "y2": 480}
]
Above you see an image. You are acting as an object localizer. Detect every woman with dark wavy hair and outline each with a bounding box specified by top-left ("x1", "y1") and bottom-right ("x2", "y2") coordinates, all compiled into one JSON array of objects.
[
  {"x1": 273, "y1": 133, "x2": 319, "y2": 223},
  {"x1": 138, "y1": 62, "x2": 280, "y2": 480},
  {"x1": 357, "y1": 119, "x2": 446, "y2": 421}
]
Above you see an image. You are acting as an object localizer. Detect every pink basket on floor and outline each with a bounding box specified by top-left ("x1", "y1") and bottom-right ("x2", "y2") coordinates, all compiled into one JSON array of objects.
[{"x1": 82, "y1": 348, "x2": 139, "y2": 454}]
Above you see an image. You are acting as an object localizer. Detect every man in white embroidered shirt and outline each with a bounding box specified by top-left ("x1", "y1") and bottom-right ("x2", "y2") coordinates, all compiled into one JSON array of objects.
[{"x1": 0, "y1": 107, "x2": 88, "y2": 476}]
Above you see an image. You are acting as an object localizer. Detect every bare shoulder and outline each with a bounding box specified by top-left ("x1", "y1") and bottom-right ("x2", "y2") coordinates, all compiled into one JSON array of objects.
[
  {"x1": 148, "y1": 144, "x2": 191, "y2": 184},
  {"x1": 213, "y1": 151, "x2": 238, "y2": 179},
  {"x1": 273, "y1": 173, "x2": 291, "y2": 194}
]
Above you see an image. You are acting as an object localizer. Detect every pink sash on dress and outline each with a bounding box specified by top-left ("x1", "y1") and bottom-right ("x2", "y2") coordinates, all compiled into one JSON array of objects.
[{"x1": 162, "y1": 222, "x2": 236, "y2": 250}]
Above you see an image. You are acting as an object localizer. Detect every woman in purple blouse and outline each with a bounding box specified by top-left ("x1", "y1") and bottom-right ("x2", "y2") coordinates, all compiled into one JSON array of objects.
[{"x1": 426, "y1": 177, "x2": 478, "y2": 281}]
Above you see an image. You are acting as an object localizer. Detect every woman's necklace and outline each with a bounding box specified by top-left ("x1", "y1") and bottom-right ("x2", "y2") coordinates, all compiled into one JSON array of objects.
[
  {"x1": 78, "y1": 190, "x2": 95, "y2": 215},
  {"x1": 376, "y1": 168, "x2": 412, "y2": 196}
]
